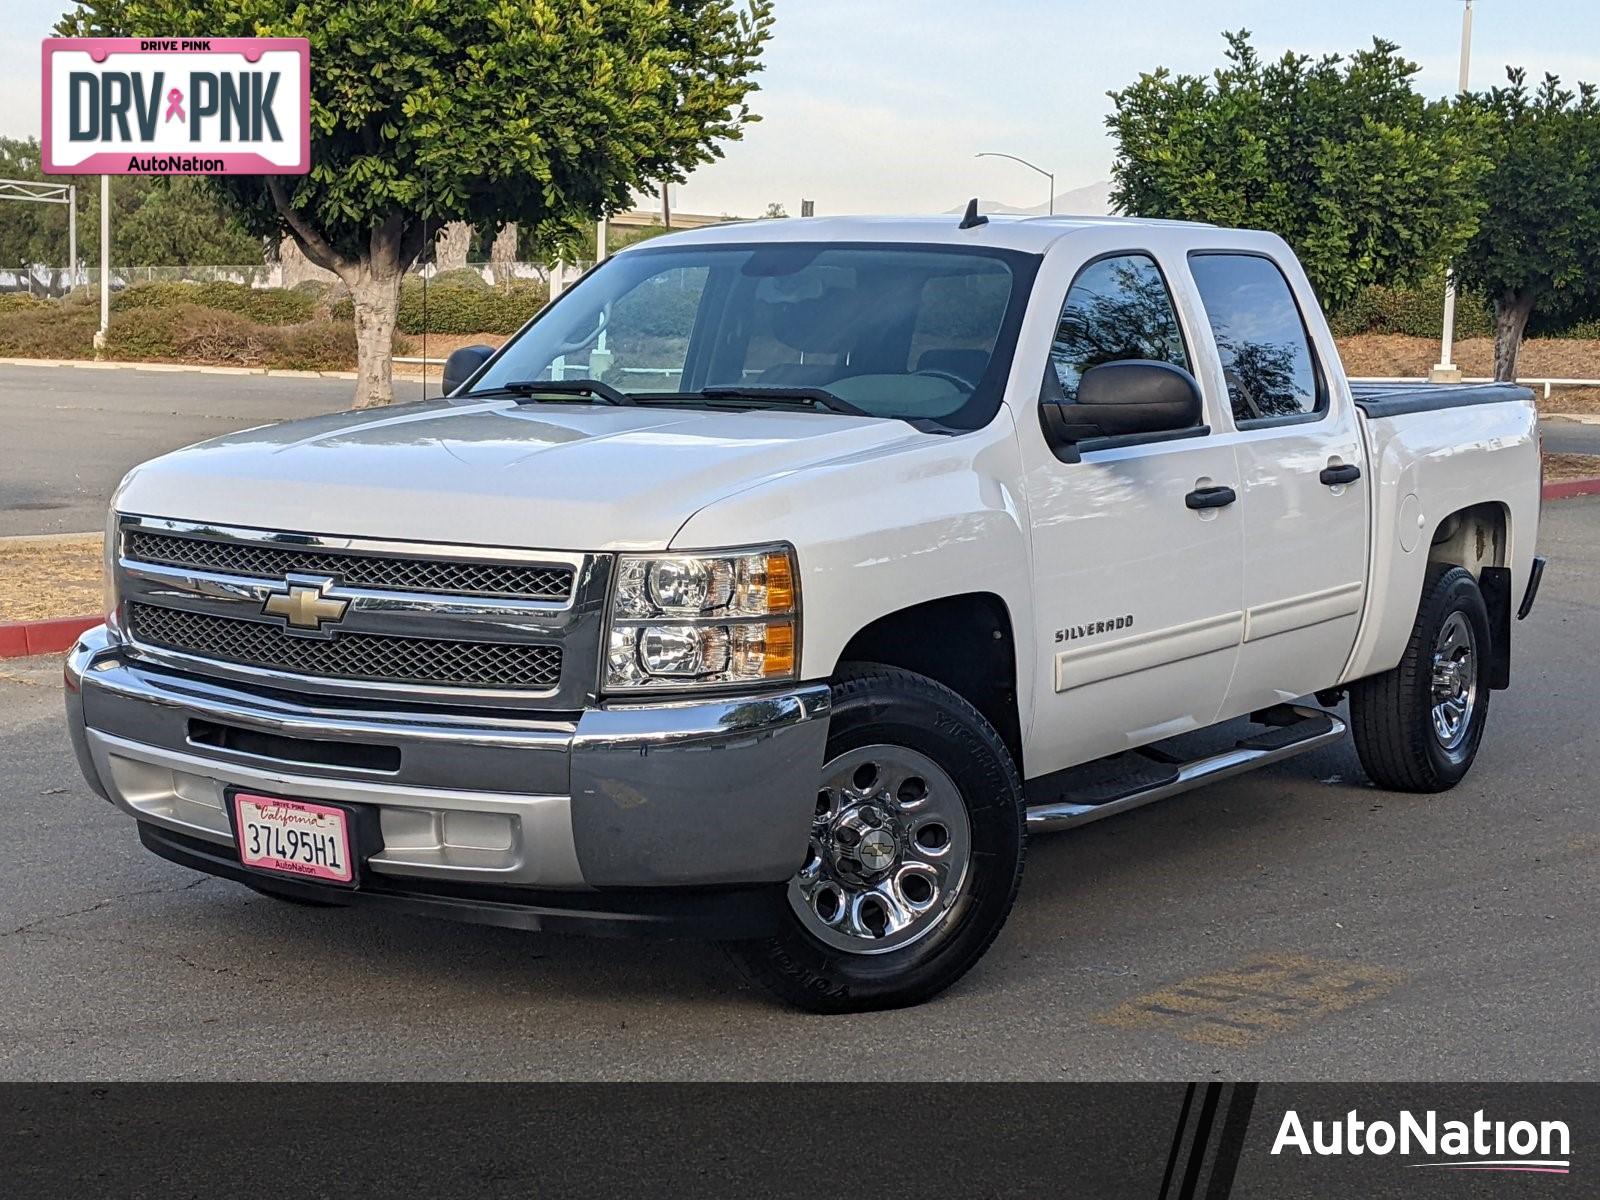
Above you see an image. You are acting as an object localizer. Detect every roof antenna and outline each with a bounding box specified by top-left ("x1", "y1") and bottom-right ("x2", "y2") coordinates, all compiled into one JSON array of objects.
[{"x1": 958, "y1": 198, "x2": 988, "y2": 230}]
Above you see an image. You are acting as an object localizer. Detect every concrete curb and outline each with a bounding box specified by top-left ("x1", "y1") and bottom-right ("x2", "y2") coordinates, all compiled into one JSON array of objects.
[
  {"x1": 0, "y1": 615, "x2": 100, "y2": 660},
  {"x1": 0, "y1": 356, "x2": 357, "y2": 380},
  {"x1": 1545, "y1": 477, "x2": 1600, "y2": 501}
]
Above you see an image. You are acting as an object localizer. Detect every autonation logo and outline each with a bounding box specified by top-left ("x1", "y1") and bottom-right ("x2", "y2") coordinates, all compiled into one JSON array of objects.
[{"x1": 1273, "y1": 1108, "x2": 1572, "y2": 1175}]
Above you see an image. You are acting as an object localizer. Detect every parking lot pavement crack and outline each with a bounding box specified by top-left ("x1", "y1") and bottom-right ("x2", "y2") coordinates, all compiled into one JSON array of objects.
[{"x1": 3, "y1": 875, "x2": 214, "y2": 939}]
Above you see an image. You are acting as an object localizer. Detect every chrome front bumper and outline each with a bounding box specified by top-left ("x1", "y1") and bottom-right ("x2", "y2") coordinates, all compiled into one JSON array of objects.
[{"x1": 65, "y1": 625, "x2": 831, "y2": 892}]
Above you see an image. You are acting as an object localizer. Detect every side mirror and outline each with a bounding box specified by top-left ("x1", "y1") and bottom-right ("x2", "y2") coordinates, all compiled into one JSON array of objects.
[
  {"x1": 442, "y1": 344, "x2": 496, "y2": 395},
  {"x1": 1040, "y1": 359, "x2": 1204, "y2": 452}
]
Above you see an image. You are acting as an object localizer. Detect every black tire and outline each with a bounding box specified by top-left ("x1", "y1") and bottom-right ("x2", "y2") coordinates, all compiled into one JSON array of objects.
[
  {"x1": 724, "y1": 663, "x2": 1026, "y2": 1013},
  {"x1": 1349, "y1": 564, "x2": 1491, "y2": 793}
]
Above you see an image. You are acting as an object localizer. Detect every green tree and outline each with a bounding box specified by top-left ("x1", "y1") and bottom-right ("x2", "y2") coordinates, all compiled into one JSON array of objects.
[
  {"x1": 1, "y1": 137, "x2": 260, "y2": 277},
  {"x1": 1107, "y1": 31, "x2": 1489, "y2": 311},
  {"x1": 1454, "y1": 70, "x2": 1600, "y2": 380},
  {"x1": 58, "y1": 0, "x2": 775, "y2": 406}
]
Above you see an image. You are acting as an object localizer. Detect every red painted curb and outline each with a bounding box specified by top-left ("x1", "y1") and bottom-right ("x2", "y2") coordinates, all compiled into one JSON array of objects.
[
  {"x1": 0, "y1": 615, "x2": 102, "y2": 659},
  {"x1": 1544, "y1": 477, "x2": 1600, "y2": 501}
]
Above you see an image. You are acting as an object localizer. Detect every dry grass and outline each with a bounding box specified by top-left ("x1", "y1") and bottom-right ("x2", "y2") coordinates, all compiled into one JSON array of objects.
[
  {"x1": 0, "y1": 538, "x2": 104, "y2": 623},
  {"x1": 392, "y1": 332, "x2": 511, "y2": 381},
  {"x1": 1336, "y1": 335, "x2": 1600, "y2": 414},
  {"x1": 1544, "y1": 453, "x2": 1600, "y2": 483}
]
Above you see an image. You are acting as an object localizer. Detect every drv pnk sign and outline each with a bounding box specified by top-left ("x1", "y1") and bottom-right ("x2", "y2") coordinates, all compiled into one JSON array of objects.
[{"x1": 41, "y1": 38, "x2": 308, "y2": 175}]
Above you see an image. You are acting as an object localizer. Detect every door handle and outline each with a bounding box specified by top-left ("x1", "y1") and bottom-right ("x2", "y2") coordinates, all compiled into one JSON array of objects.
[
  {"x1": 1185, "y1": 485, "x2": 1237, "y2": 511},
  {"x1": 1320, "y1": 463, "x2": 1362, "y2": 486}
]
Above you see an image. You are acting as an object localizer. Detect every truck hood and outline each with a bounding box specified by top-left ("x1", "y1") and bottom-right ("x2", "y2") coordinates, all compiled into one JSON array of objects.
[{"x1": 113, "y1": 397, "x2": 925, "y2": 551}]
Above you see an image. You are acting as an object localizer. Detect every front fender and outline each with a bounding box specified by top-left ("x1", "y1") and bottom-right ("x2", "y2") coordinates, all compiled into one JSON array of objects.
[{"x1": 670, "y1": 411, "x2": 1037, "y2": 736}]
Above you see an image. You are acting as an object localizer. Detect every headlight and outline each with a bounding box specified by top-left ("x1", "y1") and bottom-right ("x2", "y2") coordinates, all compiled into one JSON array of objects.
[{"x1": 605, "y1": 546, "x2": 798, "y2": 691}]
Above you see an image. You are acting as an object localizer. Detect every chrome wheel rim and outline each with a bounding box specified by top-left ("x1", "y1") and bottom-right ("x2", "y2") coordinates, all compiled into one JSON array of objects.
[
  {"x1": 788, "y1": 744, "x2": 972, "y2": 956},
  {"x1": 1430, "y1": 611, "x2": 1478, "y2": 752}
]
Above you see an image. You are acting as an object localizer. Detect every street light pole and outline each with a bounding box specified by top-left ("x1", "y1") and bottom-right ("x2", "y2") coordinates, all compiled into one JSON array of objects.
[
  {"x1": 1432, "y1": 0, "x2": 1475, "y2": 383},
  {"x1": 975, "y1": 152, "x2": 1056, "y2": 215},
  {"x1": 95, "y1": 175, "x2": 109, "y2": 351}
]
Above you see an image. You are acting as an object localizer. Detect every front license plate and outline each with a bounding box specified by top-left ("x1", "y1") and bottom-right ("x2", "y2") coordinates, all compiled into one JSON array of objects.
[{"x1": 232, "y1": 792, "x2": 355, "y2": 885}]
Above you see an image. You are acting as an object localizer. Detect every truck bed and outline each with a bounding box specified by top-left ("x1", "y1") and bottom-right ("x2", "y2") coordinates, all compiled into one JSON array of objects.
[{"x1": 1350, "y1": 381, "x2": 1535, "y2": 420}]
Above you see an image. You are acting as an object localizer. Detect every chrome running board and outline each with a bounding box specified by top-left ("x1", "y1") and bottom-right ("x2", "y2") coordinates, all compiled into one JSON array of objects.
[{"x1": 1025, "y1": 705, "x2": 1347, "y2": 833}]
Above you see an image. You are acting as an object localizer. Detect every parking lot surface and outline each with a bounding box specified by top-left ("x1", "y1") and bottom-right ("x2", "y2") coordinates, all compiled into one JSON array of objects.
[{"x1": 0, "y1": 364, "x2": 425, "y2": 536}]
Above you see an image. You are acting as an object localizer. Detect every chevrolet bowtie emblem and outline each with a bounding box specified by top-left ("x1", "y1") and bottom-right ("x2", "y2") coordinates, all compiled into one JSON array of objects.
[{"x1": 262, "y1": 581, "x2": 349, "y2": 630}]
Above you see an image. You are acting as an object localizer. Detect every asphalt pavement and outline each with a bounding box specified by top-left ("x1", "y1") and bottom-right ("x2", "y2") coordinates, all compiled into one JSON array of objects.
[
  {"x1": 0, "y1": 363, "x2": 426, "y2": 536},
  {"x1": 1541, "y1": 414, "x2": 1600, "y2": 455},
  {"x1": 1, "y1": 496, "x2": 1595, "y2": 1081}
]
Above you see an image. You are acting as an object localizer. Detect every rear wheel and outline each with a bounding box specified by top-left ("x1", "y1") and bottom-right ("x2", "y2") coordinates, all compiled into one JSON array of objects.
[
  {"x1": 1350, "y1": 564, "x2": 1491, "y2": 792},
  {"x1": 725, "y1": 664, "x2": 1026, "y2": 1013}
]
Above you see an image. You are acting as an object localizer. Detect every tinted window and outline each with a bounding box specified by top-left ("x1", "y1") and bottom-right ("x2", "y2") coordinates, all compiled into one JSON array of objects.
[
  {"x1": 1048, "y1": 254, "x2": 1189, "y2": 401},
  {"x1": 1189, "y1": 253, "x2": 1323, "y2": 423},
  {"x1": 473, "y1": 243, "x2": 1038, "y2": 428}
]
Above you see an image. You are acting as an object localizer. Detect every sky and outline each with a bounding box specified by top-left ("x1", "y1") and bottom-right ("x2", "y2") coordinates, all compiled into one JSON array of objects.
[{"x1": 7, "y1": 0, "x2": 1600, "y2": 218}]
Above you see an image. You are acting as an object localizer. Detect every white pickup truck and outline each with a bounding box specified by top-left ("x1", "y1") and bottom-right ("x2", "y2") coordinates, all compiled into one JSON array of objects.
[{"x1": 65, "y1": 212, "x2": 1544, "y2": 1012}]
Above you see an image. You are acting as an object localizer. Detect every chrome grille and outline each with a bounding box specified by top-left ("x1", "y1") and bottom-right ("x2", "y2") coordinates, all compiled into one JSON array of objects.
[
  {"x1": 124, "y1": 530, "x2": 573, "y2": 601},
  {"x1": 128, "y1": 603, "x2": 563, "y2": 691}
]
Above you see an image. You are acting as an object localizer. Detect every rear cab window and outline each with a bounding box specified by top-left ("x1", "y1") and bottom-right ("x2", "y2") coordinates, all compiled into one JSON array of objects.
[{"x1": 1187, "y1": 252, "x2": 1327, "y2": 426}]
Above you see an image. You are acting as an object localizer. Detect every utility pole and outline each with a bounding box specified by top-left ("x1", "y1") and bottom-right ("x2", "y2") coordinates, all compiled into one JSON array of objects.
[
  {"x1": 67, "y1": 185, "x2": 77, "y2": 287},
  {"x1": 95, "y1": 175, "x2": 110, "y2": 350},
  {"x1": 661, "y1": 183, "x2": 671, "y2": 230},
  {"x1": 1431, "y1": 0, "x2": 1475, "y2": 383}
]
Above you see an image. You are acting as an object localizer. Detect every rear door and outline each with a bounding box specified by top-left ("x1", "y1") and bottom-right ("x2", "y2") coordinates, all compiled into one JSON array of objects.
[
  {"x1": 1185, "y1": 250, "x2": 1369, "y2": 717},
  {"x1": 1018, "y1": 247, "x2": 1245, "y2": 776}
]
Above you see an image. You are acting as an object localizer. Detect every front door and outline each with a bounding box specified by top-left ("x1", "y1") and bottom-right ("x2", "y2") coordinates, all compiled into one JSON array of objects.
[{"x1": 1020, "y1": 251, "x2": 1245, "y2": 777}]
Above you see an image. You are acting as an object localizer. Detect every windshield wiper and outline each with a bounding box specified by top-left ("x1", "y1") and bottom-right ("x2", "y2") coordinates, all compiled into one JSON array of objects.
[
  {"x1": 470, "y1": 379, "x2": 635, "y2": 407},
  {"x1": 674, "y1": 386, "x2": 874, "y2": 418}
]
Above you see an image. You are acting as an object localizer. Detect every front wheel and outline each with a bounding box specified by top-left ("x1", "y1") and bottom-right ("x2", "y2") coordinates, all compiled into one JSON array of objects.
[
  {"x1": 725, "y1": 664, "x2": 1026, "y2": 1013},
  {"x1": 1349, "y1": 564, "x2": 1492, "y2": 793}
]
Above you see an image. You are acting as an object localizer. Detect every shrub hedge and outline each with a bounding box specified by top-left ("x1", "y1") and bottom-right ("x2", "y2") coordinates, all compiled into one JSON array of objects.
[
  {"x1": 330, "y1": 278, "x2": 549, "y2": 334},
  {"x1": 112, "y1": 280, "x2": 316, "y2": 325},
  {"x1": 0, "y1": 299, "x2": 99, "y2": 358},
  {"x1": 102, "y1": 303, "x2": 362, "y2": 370},
  {"x1": 1328, "y1": 279, "x2": 1495, "y2": 340}
]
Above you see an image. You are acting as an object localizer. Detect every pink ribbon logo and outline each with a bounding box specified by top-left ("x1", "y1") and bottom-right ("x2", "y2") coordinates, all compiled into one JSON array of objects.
[{"x1": 164, "y1": 87, "x2": 185, "y2": 123}]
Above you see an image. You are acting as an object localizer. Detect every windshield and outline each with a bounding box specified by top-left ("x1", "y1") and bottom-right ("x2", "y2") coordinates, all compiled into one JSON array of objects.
[{"x1": 469, "y1": 241, "x2": 1041, "y2": 429}]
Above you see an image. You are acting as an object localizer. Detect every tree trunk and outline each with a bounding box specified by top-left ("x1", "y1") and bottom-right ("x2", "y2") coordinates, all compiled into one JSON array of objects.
[
  {"x1": 345, "y1": 268, "x2": 403, "y2": 408},
  {"x1": 489, "y1": 223, "x2": 519, "y2": 283},
  {"x1": 1492, "y1": 291, "x2": 1536, "y2": 383},
  {"x1": 435, "y1": 222, "x2": 472, "y2": 272},
  {"x1": 264, "y1": 181, "x2": 425, "y2": 408}
]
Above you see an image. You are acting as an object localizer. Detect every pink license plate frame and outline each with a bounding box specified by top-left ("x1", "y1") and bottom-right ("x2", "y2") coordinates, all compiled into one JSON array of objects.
[{"x1": 231, "y1": 791, "x2": 356, "y2": 886}]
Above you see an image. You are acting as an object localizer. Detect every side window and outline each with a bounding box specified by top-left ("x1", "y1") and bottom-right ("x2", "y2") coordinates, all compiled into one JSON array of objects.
[
  {"x1": 1049, "y1": 254, "x2": 1189, "y2": 401},
  {"x1": 1188, "y1": 253, "x2": 1325, "y2": 424}
]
